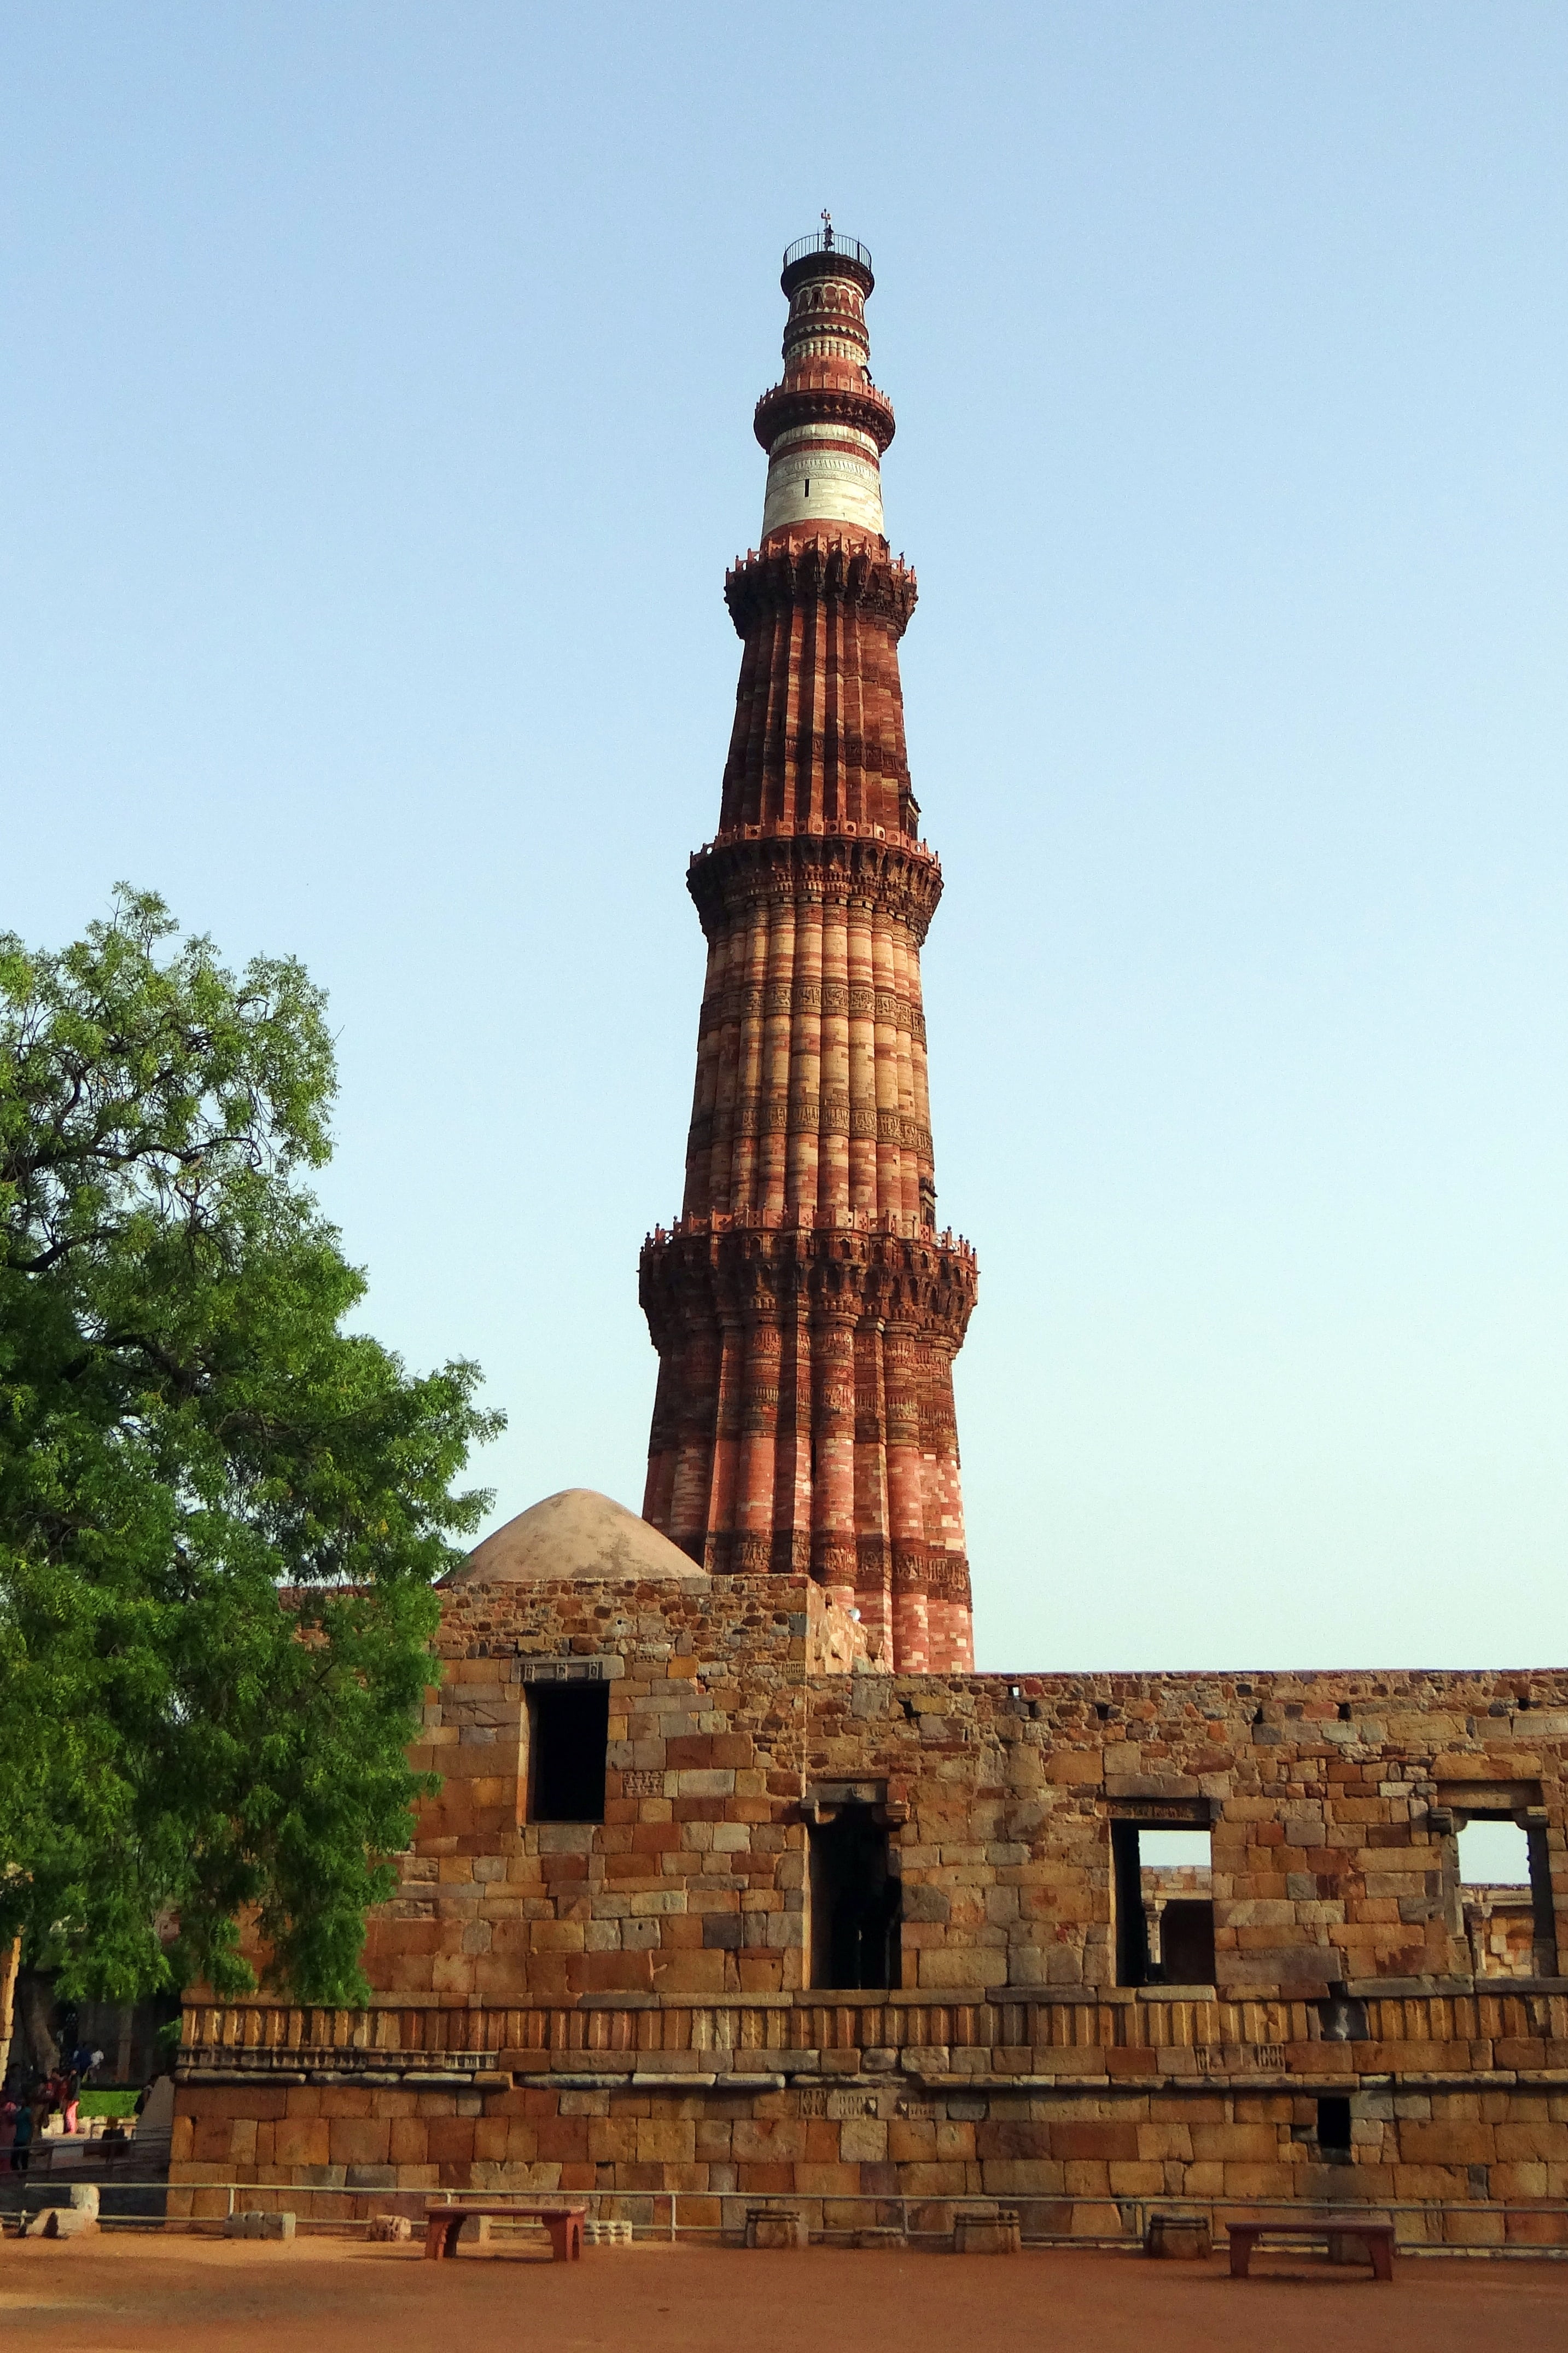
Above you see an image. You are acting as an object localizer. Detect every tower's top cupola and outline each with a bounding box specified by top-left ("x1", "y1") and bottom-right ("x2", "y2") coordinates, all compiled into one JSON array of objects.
[{"x1": 755, "y1": 223, "x2": 894, "y2": 548}]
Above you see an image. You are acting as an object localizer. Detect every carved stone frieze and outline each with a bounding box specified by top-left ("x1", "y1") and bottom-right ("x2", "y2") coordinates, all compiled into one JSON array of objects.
[
  {"x1": 697, "y1": 981, "x2": 926, "y2": 1043},
  {"x1": 686, "y1": 1097, "x2": 933, "y2": 1159}
]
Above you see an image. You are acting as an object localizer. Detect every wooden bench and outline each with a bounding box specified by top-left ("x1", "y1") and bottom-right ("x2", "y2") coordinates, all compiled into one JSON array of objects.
[
  {"x1": 1227, "y1": 2218, "x2": 1395, "y2": 2280},
  {"x1": 422, "y1": 2201, "x2": 587, "y2": 2263}
]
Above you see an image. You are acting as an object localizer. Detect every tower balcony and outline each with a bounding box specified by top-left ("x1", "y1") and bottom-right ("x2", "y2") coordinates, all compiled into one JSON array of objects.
[
  {"x1": 643, "y1": 1202, "x2": 976, "y2": 1262},
  {"x1": 782, "y1": 229, "x2": 874, "y2": 295},
  {"x1": 754, "y1": 372, "x2": 896, "y2": 455}
]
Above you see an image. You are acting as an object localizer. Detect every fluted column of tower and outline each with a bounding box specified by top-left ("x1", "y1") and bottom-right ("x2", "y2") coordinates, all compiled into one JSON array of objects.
[{"x1": 639, "y1": 228, "x2": 978, "y2": 1673}]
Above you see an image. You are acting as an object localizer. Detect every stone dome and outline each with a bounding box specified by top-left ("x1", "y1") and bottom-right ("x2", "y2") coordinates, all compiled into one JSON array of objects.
[{"x1": 442, "y1": 1488, "x2": 707, "y2": 1586}]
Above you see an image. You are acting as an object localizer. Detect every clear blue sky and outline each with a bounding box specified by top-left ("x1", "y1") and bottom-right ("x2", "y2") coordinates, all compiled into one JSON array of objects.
[{"x1": 5, "y1": 4, "x2": 1566, "y2": 1672}]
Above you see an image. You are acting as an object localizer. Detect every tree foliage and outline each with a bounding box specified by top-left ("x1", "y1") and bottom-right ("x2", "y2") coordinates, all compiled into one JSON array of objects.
[{"x1": 0, "y1": 890, "x2": 501, "y2": 2003}]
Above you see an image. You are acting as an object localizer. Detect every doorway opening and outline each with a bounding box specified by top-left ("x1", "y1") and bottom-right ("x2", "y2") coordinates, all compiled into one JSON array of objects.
[{"x1": 808, "y1": 1804, "x2": 901, "y2": 1990}]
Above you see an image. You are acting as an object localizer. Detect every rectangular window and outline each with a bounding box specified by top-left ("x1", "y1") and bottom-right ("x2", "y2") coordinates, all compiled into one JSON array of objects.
[
  {"x1": 808, "y1": 1804, "x2": 901, "y2": 1990},
  {"x1": 1456, "y1": 1812, "x2": 1555, "y2": 1978},
  {"x1": 526, "y1": 1683, "x2": 608, "y2": 1824},
  {"x1": 1112, "y1": 1821, "x2": 1216, "y2": 1988},
  {"x1": 1316, "y1": 2094, "x2": 1353, "y2": 2155}
]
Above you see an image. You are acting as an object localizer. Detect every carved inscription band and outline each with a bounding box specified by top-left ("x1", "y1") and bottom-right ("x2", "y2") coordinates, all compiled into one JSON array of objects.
[
  {"x1": 697, "y1": 980, "x2": 928, "y2": 1042},
  {"x1": 687, "y1": 1101, "x2": 932, "y2": 1152}
]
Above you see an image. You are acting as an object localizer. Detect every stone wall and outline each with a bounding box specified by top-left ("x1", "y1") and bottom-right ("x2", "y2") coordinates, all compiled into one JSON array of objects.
[
  {"x1": 360, "y1": 1571, "x2": 1567, "y2": 2004},
  {"x1": 172, "y1": 1986, "x2": 1568, "y2": 2239},
  {"x1": 172, "y1": 1571, "x2": 1568, "y2": 2231}
]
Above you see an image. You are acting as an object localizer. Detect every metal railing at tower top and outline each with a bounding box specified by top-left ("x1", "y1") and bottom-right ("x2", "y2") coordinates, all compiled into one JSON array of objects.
[{"x1": 783, "y1": 230, "x2": 872, "y2": 271}]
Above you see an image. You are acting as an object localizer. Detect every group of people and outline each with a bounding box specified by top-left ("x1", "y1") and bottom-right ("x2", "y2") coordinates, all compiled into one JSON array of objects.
[{"x1": 0, "y1": 2045, "x2": 105, "y2": 2171}]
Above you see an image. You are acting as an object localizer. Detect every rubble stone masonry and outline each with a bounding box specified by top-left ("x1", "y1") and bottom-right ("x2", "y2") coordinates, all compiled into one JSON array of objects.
[{"x1": 173, "y1": 1572, "x2": 1568, "y2": 2242}]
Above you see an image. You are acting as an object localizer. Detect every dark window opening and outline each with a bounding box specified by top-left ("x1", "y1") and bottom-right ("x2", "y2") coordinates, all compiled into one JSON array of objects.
[
  {"x1": 803, "y1": 478, "x2": 810, "y2": 497},
  {"x1": 1160, "y1": 1899, "x2": 1218, "y2": 1985},
  {"x1": 1112, "y1": 1822, "x2": 1216, "y2": 1988},
  {"x1": 527, "y1": 1683, "x2": 608, "y2": 1823},
  {"x1": 1317, "y1": 2095, "x2": 1353, "y2": 2154},
  {"x1": 1112, "y1": 1821, "x2": 1148, "y2": 1986},
  {"x1": 809, "y1": 1804, "x2": 901, "y2": 1990}
]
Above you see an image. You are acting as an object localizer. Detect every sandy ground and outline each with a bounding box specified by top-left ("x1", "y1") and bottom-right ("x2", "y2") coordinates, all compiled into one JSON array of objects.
[{"x1": 1, "y1": 2235, "x2": 1566, "y2": 2353}]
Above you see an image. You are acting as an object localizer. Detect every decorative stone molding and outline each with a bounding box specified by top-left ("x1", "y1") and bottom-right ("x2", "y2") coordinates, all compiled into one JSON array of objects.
[
  {"x1": 754, "y1": 376, "x2": 897, "y2": 455},
  {"x1": 686, "y1": 830, "x2": 943, "y2": 944},
  {"x1": 725, "y1": 539, "x2": 917, "y2": 639}
]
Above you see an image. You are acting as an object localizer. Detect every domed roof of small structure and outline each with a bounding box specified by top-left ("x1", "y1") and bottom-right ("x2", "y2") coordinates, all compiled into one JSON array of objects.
[{"x1": 442, "y1": 1488, "x2": 707, "y2": 1586}]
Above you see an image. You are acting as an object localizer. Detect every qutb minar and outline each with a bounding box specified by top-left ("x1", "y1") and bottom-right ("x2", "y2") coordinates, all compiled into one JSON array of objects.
[
  {"x1": 168, "y1": 231, "x2": 1568, "y2": 2244},
  {"x1": 639, "y1": 222, "x2": 978, "y2": 1673}
]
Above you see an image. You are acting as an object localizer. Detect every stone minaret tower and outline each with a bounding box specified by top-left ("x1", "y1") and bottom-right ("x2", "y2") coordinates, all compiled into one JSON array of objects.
[{"x1": 639, "y1": 227, "x2": 978, "y2": 1673}]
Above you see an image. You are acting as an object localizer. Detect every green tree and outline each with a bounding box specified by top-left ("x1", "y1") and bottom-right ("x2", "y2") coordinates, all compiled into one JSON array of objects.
[{"x1": 0, "y1": 890, "x2": 502, "y2": 2004}]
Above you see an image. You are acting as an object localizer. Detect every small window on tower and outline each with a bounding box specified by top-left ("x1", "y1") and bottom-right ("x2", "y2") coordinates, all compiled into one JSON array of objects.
[{"x1": 803, "y1": 478, "x2": 810, "y2": 497}]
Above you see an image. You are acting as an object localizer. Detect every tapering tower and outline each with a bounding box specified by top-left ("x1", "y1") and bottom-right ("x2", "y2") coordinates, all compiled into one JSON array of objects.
[{"x1": 639, "y1": 228, "x2": 978, "y2": 1673}]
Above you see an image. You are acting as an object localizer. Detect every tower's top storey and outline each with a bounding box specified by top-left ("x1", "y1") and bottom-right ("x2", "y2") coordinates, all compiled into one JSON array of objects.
[{"x1": 755, "y1": 226, "x2": 894, "y2": 549}]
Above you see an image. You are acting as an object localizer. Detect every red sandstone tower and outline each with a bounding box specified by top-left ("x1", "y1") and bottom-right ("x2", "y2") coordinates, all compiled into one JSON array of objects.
[{"x1": 640, "y1": 226, "x2": 977, "y2": 1673}]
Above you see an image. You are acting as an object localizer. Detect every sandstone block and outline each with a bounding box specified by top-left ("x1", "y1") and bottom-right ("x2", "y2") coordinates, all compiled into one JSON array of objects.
[
  {"x1": 955, "y1": 2210, "x2": 1020, "y2": 2255},
  {"x1": 328, "y1": 2119, "x2": 391, "y2": 2167},
  {"x1": 1051, "y1": 2123, "x2": 1139, "y2": 2163},
  {"x1": 745, "y1": 2206, "x2": 809, "y2": 2248},
  {"x1": 223, "y1": 2210, "x2": 296, "y2": 2240},
  {"x1": 31, "y1": 2208, "x2": 97, "y2": 2239},
  {"x1": 1145, "y1": 2213, "x2": 1212, "y2": 2260},
  {"x1": 273, "y1": 2119, "x2": 330, "y2": 2169}
]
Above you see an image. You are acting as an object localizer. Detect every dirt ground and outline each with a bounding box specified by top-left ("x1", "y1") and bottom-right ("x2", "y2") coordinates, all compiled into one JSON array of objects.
[{"x1": 1, "y1": 2234, "x2": 1566, "y2": 2353}]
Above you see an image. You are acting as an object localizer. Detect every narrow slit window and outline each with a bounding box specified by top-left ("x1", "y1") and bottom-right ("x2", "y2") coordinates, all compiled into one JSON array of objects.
[{"x1": 527, "y1": 1683, "x2": 609, "y2": 1824}]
